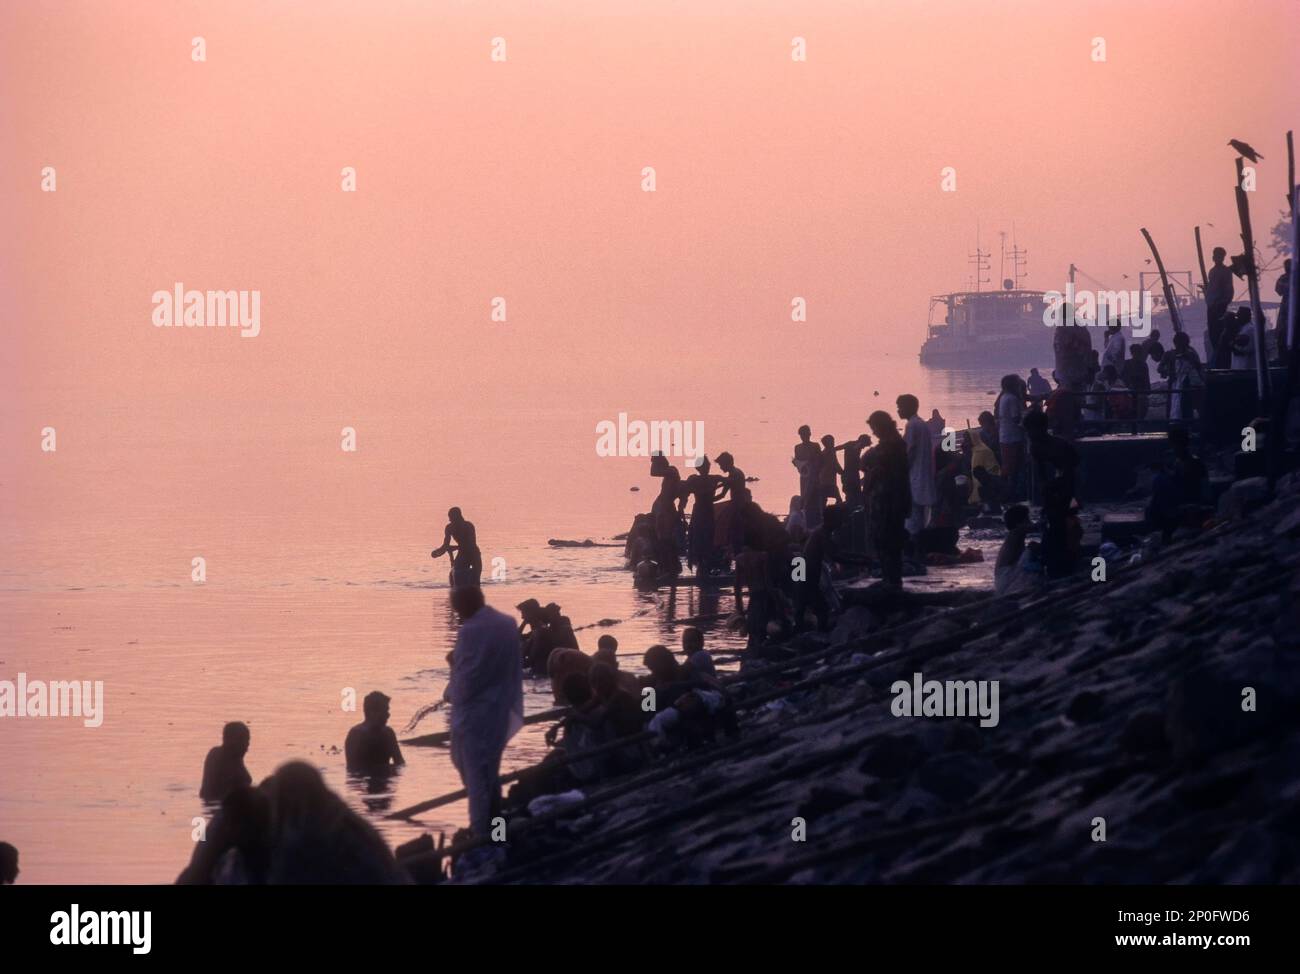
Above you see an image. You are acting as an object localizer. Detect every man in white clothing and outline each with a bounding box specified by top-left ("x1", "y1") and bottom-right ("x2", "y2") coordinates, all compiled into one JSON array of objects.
[
  {"x1": 445, "y1": 586, "x2": 524, "y2": 838},
  {"x1": 1102, "y1": 324, "x2": 1127, "y2": 373}
]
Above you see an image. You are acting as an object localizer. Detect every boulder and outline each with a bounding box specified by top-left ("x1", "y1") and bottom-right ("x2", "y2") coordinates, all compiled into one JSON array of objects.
[{"x1": 1216, "y1": 477, "x2": 1271, "y2": 520}]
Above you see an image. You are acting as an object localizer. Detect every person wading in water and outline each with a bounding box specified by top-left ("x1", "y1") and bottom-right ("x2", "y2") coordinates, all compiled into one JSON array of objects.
[{"x1": 432, "y1": 507, "x2": 483, "y2": 588}]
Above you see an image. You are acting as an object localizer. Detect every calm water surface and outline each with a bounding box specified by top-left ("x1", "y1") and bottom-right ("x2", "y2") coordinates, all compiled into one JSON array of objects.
[{"x1": 0, "y1": 355, "x2": 1029, "y2": 882}]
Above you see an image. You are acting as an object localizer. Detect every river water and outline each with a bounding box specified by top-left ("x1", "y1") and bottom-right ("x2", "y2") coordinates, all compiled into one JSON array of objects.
[{"x1": 0, "y1": 354, "x2": 1025, "y2": 882}]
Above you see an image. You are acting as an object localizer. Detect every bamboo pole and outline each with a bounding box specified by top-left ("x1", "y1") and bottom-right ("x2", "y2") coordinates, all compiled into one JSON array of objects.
[
  {"x1": 1270, "y1": 132, "x2": 1297, "y2": 485},
  {"x1": 1233, "y1": 157, "x2": 1272, "y2": 407},
  {"x1": 1289, "y1": 132, "x2": 1297, "y2": 352},
  {"x1": 1289, "y1": 130, "x2": 1296, "y2": 214},
  {"x1": 1291, "y1": 179, "x2": 1298, "y2": 354},
  {"x1": 401, "y1": 704, "x2": 569, "y2": 749},
  {"x1": 1281, "y1": 175, "x2": 1298, "y2": 480},
  {"x1": 1139, "y1": 228, "x2": 1184, "y2": 334},
  {"x1": 1194, "y1": 226, "x2": 1209, "y2": 295}
]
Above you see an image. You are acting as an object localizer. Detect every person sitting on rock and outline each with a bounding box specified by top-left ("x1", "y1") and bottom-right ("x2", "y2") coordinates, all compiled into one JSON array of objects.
[
  {"x1": 516, "y1": 598, "x2": 546, "y2": 661},
  {"x1": 793, "y1": 502, "x2": 842, "y2": 631},
  {"x1": 592, "y1": 634, "x2": 640, "y2": 693},
  {"x1": 588, "y1": 662, "x2": 647, "y2": 740},
  {"x1": 586, "y1": 662, "x2": 649, "y2": 775},
  {"x1": 678, "y1": 627, "x2": 718, "y2": 683},
  {"x1": 519, "y1": 601, "x2": 580, "y2": 676},
  {"x1": 640, "y1": 644, "x2": 682, "y2": 692},
  {"x1": 639, "y1": 644, "x2": 722, "y2": 715},
  {"x1": 548, "y1": 646, "x2": 593, "y2": 705},
  {"x1": 544, "y1": 674, "x2": 606, "y2": 783},
  {"x1": 647, "y1": 686, "x2": 738, "y2": 750}
]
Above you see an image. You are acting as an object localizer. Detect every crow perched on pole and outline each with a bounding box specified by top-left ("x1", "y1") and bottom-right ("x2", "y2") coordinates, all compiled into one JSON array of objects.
[{"x1": 1228, "y1": 139, "x2": 1264, "y2": 162}]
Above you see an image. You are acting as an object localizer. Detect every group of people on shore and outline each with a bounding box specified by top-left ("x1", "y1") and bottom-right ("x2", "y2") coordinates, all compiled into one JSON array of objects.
[
  {"x1": 1048, "y1": 322, "x2": 1209, "y2": 427},
  {"x1": 1049, "y1": 247, "x2": 1293, "y2": 428},
  {"x1": 618, "y1": 381, "x2": 1091, "y2": 647},
  {"x1": 165, "y1": 343, "x2": 1232, "y2": 883}
]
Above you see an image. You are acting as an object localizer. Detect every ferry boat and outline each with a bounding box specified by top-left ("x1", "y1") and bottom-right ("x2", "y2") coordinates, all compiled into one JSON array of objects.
[
  {"x1": 919, "y1": 233, "x2": 1201, "y2": 367},
  {"x1": 919, "y1": 229, "x2": 1053, "y2": 367},
  {"x1": 919, "y1": 284, "x2": 1052, "y2": 367}
]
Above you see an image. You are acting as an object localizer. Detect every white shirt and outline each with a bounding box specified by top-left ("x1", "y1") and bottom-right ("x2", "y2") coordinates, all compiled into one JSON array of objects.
[
  {"x1": 904, "y1": 415, "x2": 937, "y2": 506},
  {"x1": 1103, "y1": 331, "x2": 1127, "y2": 372},
  {"x1": 996, "y1": 392, "x2": 1024, "y2": 444},
  {"x1": 448, "y1": 605, "x2": 524, "y2": 768}
]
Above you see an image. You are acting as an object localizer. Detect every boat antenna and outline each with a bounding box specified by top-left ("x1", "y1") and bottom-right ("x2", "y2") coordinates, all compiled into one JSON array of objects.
[
  {"x1": 1008, "y1": 222, "x2": 1028, "y2": 288},
  {"x1": 968, "y1": 222, "x2": 991, "y2": 292}
]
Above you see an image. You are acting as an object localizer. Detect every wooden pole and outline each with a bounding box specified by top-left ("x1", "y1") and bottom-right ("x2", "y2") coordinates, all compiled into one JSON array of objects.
[
  {"x1": 1291, "y1": 179, "x2": 1298, "y2": 354},
  {"x1": 1194, "y1": 226, "x2": 1210, "y2": 348},
  {"x1": 1289, "y1": 132, "x2": 1297, "y2": 351},
  {"x1": 1289, "y1": 130, "x2": 1295, "y2": 214},
  {"x1": 1140, "y1": 228, "x2": 1184, "y2": 333},
  {"x1": 1194, "y1": 226, "x2": 1209, "y2": 294},
  {"x1": 1268, "y1": 162, "x2": 1297, "y2": 485},
  {"x1": 401, "y1": 704, "x2": 570, "y2": 748},
  {"x1": 1233, "y1": 157, "x2": 1272, "y2": 408}
]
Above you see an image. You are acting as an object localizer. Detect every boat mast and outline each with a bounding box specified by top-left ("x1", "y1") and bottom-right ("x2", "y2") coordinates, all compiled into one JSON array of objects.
[
  {"x1": 1008, "y1": 222, "x2": 1028, "y2": 289},
  {"x1": 968, "y1": 222, "x2": 991, "y2": 293}
]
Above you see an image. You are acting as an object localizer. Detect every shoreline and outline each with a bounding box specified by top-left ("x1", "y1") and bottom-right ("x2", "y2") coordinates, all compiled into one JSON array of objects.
[{"x1": 424, "y1": 468, "x2": 1300, "y2": 884}]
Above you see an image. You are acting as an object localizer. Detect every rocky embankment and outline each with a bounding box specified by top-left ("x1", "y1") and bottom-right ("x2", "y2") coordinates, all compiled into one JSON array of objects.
[{"x1": 472, "y1": 475, "x2": 1300, "y2": 884}]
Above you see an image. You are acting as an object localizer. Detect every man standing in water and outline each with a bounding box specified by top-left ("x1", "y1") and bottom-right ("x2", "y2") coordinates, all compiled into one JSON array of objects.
[
  {"x1": 432, "y1": 507, "x2": 483, "y2": 588},
  {"x1": 445, "y1": 586, "x2": 523, "y2": 840},
  {"x1": 650, "y1": 453, "x2": 683, "y2": 577},
  {"x1": 200, "y1": 721, "x2": 253, "y2": 802},
  {"x1": 678, "y1": 456, "x2": 728, "y2": 574}
]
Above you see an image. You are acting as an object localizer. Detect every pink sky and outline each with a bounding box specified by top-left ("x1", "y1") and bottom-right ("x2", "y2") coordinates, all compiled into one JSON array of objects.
[{"x1": 1, "y1": 0, "x2": 1296, "y2": 438}]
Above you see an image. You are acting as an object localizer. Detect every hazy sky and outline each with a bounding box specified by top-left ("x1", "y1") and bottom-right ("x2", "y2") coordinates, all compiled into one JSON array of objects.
[{"x1": 2, "y1": 0, "x2": 1297, "y2": 437}]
